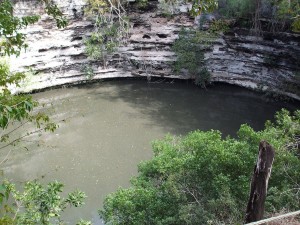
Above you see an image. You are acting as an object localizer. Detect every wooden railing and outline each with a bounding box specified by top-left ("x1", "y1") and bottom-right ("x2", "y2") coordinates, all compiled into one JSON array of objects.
[{"x1": 245, "y1": 210, "x2": 300, "y2": 225}]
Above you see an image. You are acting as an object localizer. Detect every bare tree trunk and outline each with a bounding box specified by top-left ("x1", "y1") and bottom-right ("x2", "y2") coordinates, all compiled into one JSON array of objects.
[
  {"x1": 253, "y1": 0, "x2": 262, "y2": 35},
  {"x1": 245, "y1": 140, "x2": 275, "y2": 223}
]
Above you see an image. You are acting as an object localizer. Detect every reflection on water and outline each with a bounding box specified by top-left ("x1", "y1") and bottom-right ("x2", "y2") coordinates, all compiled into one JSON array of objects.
[{"x1": 1, "y1": 80, "x2": 299, "y2": 224}]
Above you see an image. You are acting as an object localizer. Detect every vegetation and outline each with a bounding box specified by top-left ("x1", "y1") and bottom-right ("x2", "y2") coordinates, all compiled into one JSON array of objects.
[
  {"x1": 218, "y1": 0, "x2": 300, "y2": 32},
  {"x1": 158, "y1": 0, "x2": 180, "y2": 18},
  {"x1": 0, "y1": 1, "x2": 89, "y2": 224},
  {"x1": 135, "y1": 0, "x2": 150, "y2": 9},
  {"x1": 100, "y1": 109, "x2": 300, "y2": 224},
  {"x1": 172, "y1": 28, "x2": 217, "y2": 87},
  {"x1": 274, "y1": 0, "x2": 300, "y2": 32},
  {"x1": 156, "y1": 0, "x2": 300, "y2": 32},
  {"x1": 0, "y1": 181, "x2": 90, "y2": 225},
  {"x1": 0, "y1": 0, "x2": 63, "y2": 158},
  {"x1": 0, "y1": 0, "x2": 67, "y2": 57},
  {"x1": 84, "y1": 0, "x2": 129, "y2": 68},
  {"x1": 189, "y1": 0, "x2": 218, "y2": 16},
  {"x1": 81, "y1": 64, "x2": 95, "y2": 79},
  {"x1": 1, "y1": 0, "x2": 299, "y2": 224},
  {"x1": 218, "y1": 0, "x2": 254, "y2": 19}
]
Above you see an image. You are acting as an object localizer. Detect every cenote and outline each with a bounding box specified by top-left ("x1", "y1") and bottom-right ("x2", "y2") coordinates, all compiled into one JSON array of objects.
[{"x1": 1, "y1": 79, "x2": 299, "y2": 224}]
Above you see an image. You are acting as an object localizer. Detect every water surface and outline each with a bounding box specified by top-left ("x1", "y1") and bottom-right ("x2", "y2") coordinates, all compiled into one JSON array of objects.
[{"x1": 1, "y1": 80, "x2": 299, "y2": 224}]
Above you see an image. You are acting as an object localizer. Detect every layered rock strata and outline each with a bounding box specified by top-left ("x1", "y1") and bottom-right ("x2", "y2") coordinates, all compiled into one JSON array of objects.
[{"x1": 10, "y1": 0, "x2": 300, "y2": 100}]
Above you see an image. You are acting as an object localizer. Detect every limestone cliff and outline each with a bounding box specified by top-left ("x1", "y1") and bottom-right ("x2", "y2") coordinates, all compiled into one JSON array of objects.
[{"x1": 10, "y1": 0, "x2": 300, "y2": 100}]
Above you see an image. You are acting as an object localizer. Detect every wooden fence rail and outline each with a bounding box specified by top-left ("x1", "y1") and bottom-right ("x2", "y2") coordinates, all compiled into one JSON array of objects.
[{"x1": 244, "y1": 210, "x2": 300, "y2": 225}]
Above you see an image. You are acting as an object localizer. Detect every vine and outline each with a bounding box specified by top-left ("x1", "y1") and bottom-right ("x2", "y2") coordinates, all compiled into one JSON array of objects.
[{"x1": 84, "y1": 0, "x2": 129, "y2": 69}]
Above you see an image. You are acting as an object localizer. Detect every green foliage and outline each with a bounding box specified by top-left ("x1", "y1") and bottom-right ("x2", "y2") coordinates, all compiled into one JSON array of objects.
[
  {"x1": 0, "y1": 61, "x2": 57, "y2": 153},
  {"x1": 172, "y1": 28, "x2": 216, "y2": 87},
  {"x1": 0, "y1": 0, "x2": 69, "y2": 152},
  {"x1": 0, "y1": 180, "x2": 88, "y2": 224},
  {"x1": 194, "y1": 67, "x2": 210, "y2": 86},
  {"x1": 158, "y1": 0, "x2": 180, "y2": 18},
  {"x1": 189, "y1": 0, "x2": 218, "y2": 16},
  {"x1": 218, "y1": 0, "x2": 254, "y2": 19},
  {"x1": 156, "y1": 0, "x2": 218, "y2": 17},
  {"x1": 209, "y1": 19, "x2": 231, "y2": 33},
  {"x1": 271, "y1": 0, "x2": 300, "y2": 32},
  {"x1": 292, "y1": 16, "x2": 300, "y2": 32},
  {"x1": 218, "y1": 0, "x2": 300, "y2": 32},
  {"x1": 43, "y1": 0, "x2": 68, "y2": 29},
  {"x1": 0, "y1": 0, "x2": 40, "y2": 56},
  {"x1": 100, "y1": 109, "x2": 300, "y2": 224},
  {"x1": 0, "y1": 0, "x2": 67, "y2": 56},
  {"x1": 77, "y1": 220, "x2": 93, "y2": 225},
  {"x1": 84, "y1": 0, "x2": 129, "y2": 68},
  {"x1": 135, "y1": 0, "x2": 149, "y2": 9},
  {"x1": 84, "y1": 25, "x2": 119, "y2": 60},
  {"x1": 0, "y1": 2, "x2": 89, "y2": 224},
  {"x1": 274, "y1": 0, "x2": 300, "y2": 20},
  {"x1": 81, "y1": 64, "x2": 95, "y2": 79}
]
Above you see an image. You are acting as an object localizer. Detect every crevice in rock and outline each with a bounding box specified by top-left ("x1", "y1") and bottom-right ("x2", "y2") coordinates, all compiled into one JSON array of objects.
[
  {"x1": 142, "y1": 34, "x2": 151, "y2": 39},
  {"x1": 38, "y1": 49, "x2": 48, "y2": 53},
  {"x1": 156, "y1": 33, "x2": 168, "y2": 38},
  {"x1": 71, "y1": 36, "x2": 83, "y2": 41}
]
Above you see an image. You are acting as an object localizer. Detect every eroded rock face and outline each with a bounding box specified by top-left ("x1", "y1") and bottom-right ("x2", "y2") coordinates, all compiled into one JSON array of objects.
[
  {"x1": 207, "y1": 29, "x2": 300, "y2": 100},
  {"x1": 10, "y1": 0, "x2": 300, "y2": 100}
]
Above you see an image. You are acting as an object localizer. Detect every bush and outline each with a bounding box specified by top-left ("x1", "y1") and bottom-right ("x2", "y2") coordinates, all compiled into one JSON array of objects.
[
  {"x1": 100, "y1": 109, "x2": 300, "y2": 224},
  {"x1": 172, "y1": 28, "x2": 216, "y2": 87},
  {"x1": 84, "y1": 0, "x2": 129, "y2": 68},
  {"x1": 0, "y1": 180, "x2": 90, "y2": 224},
  {"x1": 158, "y1": 0, "x2": 180, "y2": 18},
  {"x1": 218, "y1": 0, "x2": 255, "y2": 19}
]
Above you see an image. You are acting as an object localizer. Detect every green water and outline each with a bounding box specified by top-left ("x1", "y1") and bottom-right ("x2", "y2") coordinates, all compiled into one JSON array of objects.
[{"x1": 1, "y1": 80, "x2": 299, "y2": 224}]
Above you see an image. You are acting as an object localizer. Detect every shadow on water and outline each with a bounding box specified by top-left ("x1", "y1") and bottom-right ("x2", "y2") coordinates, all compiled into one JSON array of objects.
[
  {"x1": 83, "y1": 79, "x2": 299, "y2": 137},
  {"x1": 2, "y1": 79, "x2": 299, "y2": 225}
]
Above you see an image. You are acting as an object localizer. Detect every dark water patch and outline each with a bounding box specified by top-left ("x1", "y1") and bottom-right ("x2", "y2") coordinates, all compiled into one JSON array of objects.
[{"x1": 1, "y1": 80, "x2": 298, "y2": 224}]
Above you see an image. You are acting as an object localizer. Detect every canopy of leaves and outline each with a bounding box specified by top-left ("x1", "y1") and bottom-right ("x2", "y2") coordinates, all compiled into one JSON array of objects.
[
  {"x1": 100, "y1": 109, "x2": 300, "y2": 225},
  {"x1": 0, "y1": 0, "x2": 69, "y2": 153},
  {"x1": 274, "y1": 0, "x2": 300, "y2": 32},
  {"x1": 0, "y1": 1, "x2": 91, "y2": 224},
  {"x1": 0, "y1": 0, "x2": 67, "y2": 57},
  {"x1": 84, "y1": 0, "x2": 129, "y2": 69},
  {"x1": 190, "y1": 0, "x2": 218, "y2": 16},
  {"x1": 172, "y1": 28, "x2": 216, "y2": 87},
  {"x1": 218, "y1": 0, "x2": 300, "y2": 32},
  {"x1": 0, "y1": 180, "x2": 90, "y2": 225}
]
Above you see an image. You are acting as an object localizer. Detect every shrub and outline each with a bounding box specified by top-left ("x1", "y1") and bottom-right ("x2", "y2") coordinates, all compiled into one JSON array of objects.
[
  {"x1": 84, "y1": 0, "x2": 129, "y2": 68},
  {"x1": 100, "y1": 109, "x2": 300, "y2": 224},
  {"x1": 158, "y1": 0, "x2": 180, "y2": 18},
  {"x1": 0, "y1": 180, "x2": 90, "y2": 224},
  {"x1": 172, "y1": 28, "x2": 216, "y2": 87},
  {"x1": 218, "y1": 0, "x2": 255, "y2": 19}
]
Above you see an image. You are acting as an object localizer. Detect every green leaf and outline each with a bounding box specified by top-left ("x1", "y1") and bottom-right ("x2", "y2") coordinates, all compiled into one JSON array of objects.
[
  {"x1": 5, "y1": 106, "x2": 12, "y2": 112},
  {"x1": 0, "y1": 193, "x2": 4, "y2": 205}
]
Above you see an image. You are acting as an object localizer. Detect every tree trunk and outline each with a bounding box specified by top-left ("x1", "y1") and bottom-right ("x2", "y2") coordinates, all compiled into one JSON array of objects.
[
  {"x1": 253, "y1": 0, "x2": 262, "y2": 35},
  {"x1": 245, "y1": 140, "x2": 275, "y2": 223}
]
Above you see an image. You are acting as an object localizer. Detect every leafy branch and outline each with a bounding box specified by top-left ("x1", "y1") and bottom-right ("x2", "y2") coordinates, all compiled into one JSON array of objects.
[{"x1": 84, "y1": 0, "x2": 129, "y2": 69}]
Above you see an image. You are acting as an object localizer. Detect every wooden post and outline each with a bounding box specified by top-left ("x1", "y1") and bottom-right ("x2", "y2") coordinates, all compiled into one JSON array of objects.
[{"x1": 245, "y1": 140, "x2": 275, "y2": 223}]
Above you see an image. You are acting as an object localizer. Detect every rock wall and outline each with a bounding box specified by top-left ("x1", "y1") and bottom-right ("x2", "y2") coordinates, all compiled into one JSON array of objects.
[
  {"x1": 10, "y1": 0, "x2": 300, "y2": 100},
  {"x1": 207, "y1": 29, "x2": 300, "y2": 100}
]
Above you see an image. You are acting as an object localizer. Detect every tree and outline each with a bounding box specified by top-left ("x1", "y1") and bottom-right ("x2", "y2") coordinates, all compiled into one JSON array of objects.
[
  {"x1": 0, "y1": 0, "x2": 67, "y2": 155},
  {"x1": 100, "y1": 109, "x2": 300, "y2": 225},
  {"x1": 0, "y1": 1, "x2": 90, "y2": 224},
  {"x1": 274, "y1": 0, "x2": 300, "y2": 32},
  {"x1": 0, "y1": 181, "x2": 90, "y2": 225},
  {"x1": 253, "y1": 0, "x2": 262, "y2": 34},
  {"x1": 84, "y1": 0, "x2": 129, "y2": 69},
  {"x1": 190, "y1": 0, "x2": 218, "y2": 16}
]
